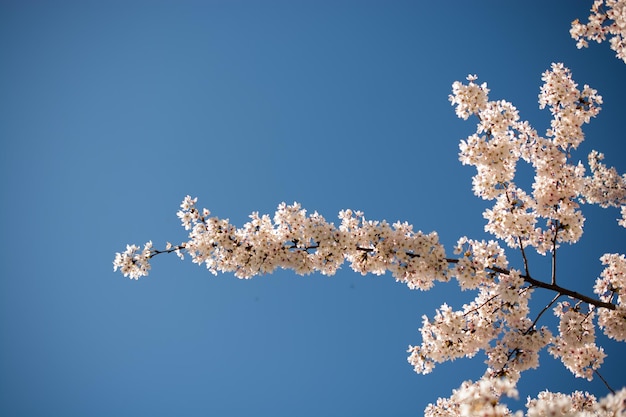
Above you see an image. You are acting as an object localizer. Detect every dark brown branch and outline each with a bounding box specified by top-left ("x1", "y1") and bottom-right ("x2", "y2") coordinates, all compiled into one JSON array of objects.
[
  {"x1": 286, "y1": 240, "x2": 320, "y2": 253},
  {"x1": 358, "y1": 243, "x2": 616, "y2": 310},
  {"x1": 462, "y1": 293, "x2": 499, "y2": 318},
  {"x1": 551, "y1": 222, "x2": 560, "y2": 285},
  {"x1": 350, "y1": 247, "x2": 616, "y2": 311},
  {"x1": 149, "y1": 244, "x2": 185, "y2": 258},
  {"x1": 594, "y1": 370, "x2": 616, "y2": 395},
  {"x1": 517, "y1": 236, "x2": 531, "y2": 278},
  {"x1": 527, "y1": 293, "x2": 562, "y2": 335},
  {"x1": 445, "y1": 258, "x2": 617, "y2": 310},
  {"x1": 504, "y1": 189, "x2": 531, "y2": 278},
  {"x1": 147, "y1": 242, "x2": 617, "y2": 311}
]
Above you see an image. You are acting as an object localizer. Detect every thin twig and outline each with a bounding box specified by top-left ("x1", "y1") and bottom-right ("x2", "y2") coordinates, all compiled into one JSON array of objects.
[
  {"x1": 149, "y1": 244, "x2": 185, "y2": 258},
  {"x1": 517, "y1": 236, "x2": 531, "y2": 278},
  {"x1": 594, "y1": 370, "x2": 616, "y2": 395},
  {"x1": 462, "y1": 293, "x2": 500, "y2": 317},
  {"x1": 526, "y1": 292, "x2": 562, "y2": 335},
  {"x1": 551, "y1": 221, "x2": 559, "y2": 286}
]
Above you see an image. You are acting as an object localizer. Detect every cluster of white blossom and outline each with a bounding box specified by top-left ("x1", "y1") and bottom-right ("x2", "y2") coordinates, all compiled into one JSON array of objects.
[
  {"x1": 525, "y1": 390, "x2": 597, "y2": 417},
  {"x1": 117, "y1": 195, "x2": 449, "y2": 289},
  {"x1": 113, "y1": 62, "x2": 626, "y2": 415},
  {"x1": 449, "y1": 74, "x2": 490, "y2": 121},
  {"x1": 407, "y1": 237, "x2": 553, "y2": 383},
  {"x1": 112, "y1": 241, "x2": 152, "y2": 280},
  {"x1": 595, "y1": 253, "x2": 626, "y2": 341},
  {"x1": 425, "y1": 380, "x2": 626, "y2": 416},
  {"x1": 451, "y1": 237, "x2": 508, "y2": 290},
  {"x1": 583, "y1": 151, "x2": 626, "y2": 209},
  {"x1": 538, "y1": 63, "x2": 603, "y2": 150},
  {"x1": 524, "y1": 389, "x2": 626, "y2": 417},
  {"x1": 548, "y1": 302, "x2": 605, "y2": 380},
  {"x1": 571, "y1": 0, "x2": 626, "y2": 63},
  {"x1": 424, "y1": 377, "x2": 519, "y2": 417},
  {"x1": 424, "y1": 63, "x2": 625, "y2": 415},
  {"x1": 452, "y1": 63, "x2": 606, "y2": 254}
]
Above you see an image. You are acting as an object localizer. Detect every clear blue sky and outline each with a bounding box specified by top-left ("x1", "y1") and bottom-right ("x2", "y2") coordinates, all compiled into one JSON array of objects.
[{"x1": 1, "y1": 1, "x2": 625, "y2": 416}]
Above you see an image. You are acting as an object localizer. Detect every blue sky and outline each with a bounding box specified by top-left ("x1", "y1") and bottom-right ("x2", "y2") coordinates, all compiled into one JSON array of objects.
[{"x1": 1, "y1": 1, "x2": 625, "y2": 416}]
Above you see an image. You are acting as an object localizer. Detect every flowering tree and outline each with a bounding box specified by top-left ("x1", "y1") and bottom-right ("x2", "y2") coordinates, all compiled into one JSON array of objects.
[{"x1": 114, "y1": 3, "x2": 626, "y2": 416}]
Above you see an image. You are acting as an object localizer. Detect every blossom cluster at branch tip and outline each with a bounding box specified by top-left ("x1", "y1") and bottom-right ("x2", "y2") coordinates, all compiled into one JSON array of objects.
[
  {"x1": 450, "y1": 64, "x2": 612, "y2": 254},
  {"x1": 583, "y1": 151, "x2": 626, "y2": 210},
  {"x1": 112, "y1": 241, "x2": 153, "y2": 280},
  {"x1": 595, "y1": 254, "x2": 626, "y2": 341},
  {"x1": 571, "y1": 0, "x2": 626, "y2": 63},
  {"x1": 174, "y1": 198, "x2": 449, "y2": 288}
]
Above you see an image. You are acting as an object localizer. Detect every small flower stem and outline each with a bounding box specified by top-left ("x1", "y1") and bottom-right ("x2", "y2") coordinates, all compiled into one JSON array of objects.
[
  {"x1": 517, "y1": 236, "x2": 531, "y2": 278},
  {"x1": 149, "y1": 244, "x2": 186, "y2": 258},
  {"x1": 551, "y1": 222, "x2": 559, "y2": 286},
  {"x1": 526, "y1": 292, "x2": 562, "y2": 335},
  {"x1": 594, "y1": 369, "x2": 615, "y2": 395}
]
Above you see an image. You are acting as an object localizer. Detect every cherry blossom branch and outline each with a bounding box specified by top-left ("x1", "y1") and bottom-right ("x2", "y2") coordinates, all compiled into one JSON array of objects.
[
  {"x1": 143, "y1": 246, "x2": 617, "y2": 311},
  {"x1": 442, "y1": 257, "x2": 616, "y2": 310},
  {"x1": 504, "y1": 189, "x2": 532, "y2": 278},
  {"x1": 480, "y1": 262, "x2": 617, "y2": 311},
  {"x1": 462, "y1": 292, "x2": 499, "y2": 318},
  {"x1": 149, "y1": 244, "x2": 185, "y2": 258},
  {"x1": 114, "y1": 62, "x2": 626, "y2": 414}
]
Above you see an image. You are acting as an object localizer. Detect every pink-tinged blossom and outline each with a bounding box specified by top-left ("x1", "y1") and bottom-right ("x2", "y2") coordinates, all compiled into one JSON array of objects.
[
  {"x1": 424, "y1": 377, "x2": 520, "y2": 417},
  {"x1": 449, "y1": 75, "x2": 490, "y2": 120},
  {"x1": 548, "y1": 302, "x2": 606, "y2": 380},
  {"x1": 582, "y1": 151, "x2": 626, "y2": 213},
  {"x1": 428, "y1": 382, "x2": 626, "y2": 416},
  {"x1": 595, "y1": 254, "x2": 626, "y2": 341},
  {"x1": 452, "y1": 64, "x2": 609, "y2": 251},
  {"x1": 571, "y1": 0, "x2": 626, "y2": 63},
  {"x1": 112, "y1": 241, "x2": 153, "y2": 279}
]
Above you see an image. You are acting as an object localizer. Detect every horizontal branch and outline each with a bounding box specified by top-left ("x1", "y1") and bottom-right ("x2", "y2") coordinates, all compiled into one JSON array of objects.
[
  {"x1": 445, "y1": 258, "x2": 617, "y2": 311},
  {"x1": 149, "y1": 244, "x2": 185, "y2": 258},
  {"x1": 144, "y1": 243, "x2": 617, "y2": 310}
]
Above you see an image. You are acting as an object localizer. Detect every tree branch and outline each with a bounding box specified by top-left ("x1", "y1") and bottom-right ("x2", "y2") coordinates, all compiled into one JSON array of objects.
[
  {"x1": 518, "y1": 236, "x2": 531, "y2": 278},
  {"x1": 594, "y1": 370, "x2": 616, "y2": 395},
  {"x1": 445, "y1": 258, "x2": 617, "y2": 311},
  {"x1": 149, "y1": 244, "x2": 185, "y2": 258},
  {"x1": 147, "y1": 243, "x2": 617, "y2": 311},
  {"x1": 551, "y1": 221, "x2": 560, "y2": 285},
  {"x1": 526, "y1": 292, "x2": 562, "y2": 334}
]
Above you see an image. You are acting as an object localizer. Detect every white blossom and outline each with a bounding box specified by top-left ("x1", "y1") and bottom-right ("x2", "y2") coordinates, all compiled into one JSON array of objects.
[
  {"x1": 112, "y1": 241, "x2": 153, "y2": 279},
  {"x1": 595, "y1": 254, "x2": 626, "y2": 341},
  {"x1": 548, "y1": 302, "x2": 606, "y2": 380},
  {"x1": 571, "y1": 0, "x2": 626, "y2": 63}
]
